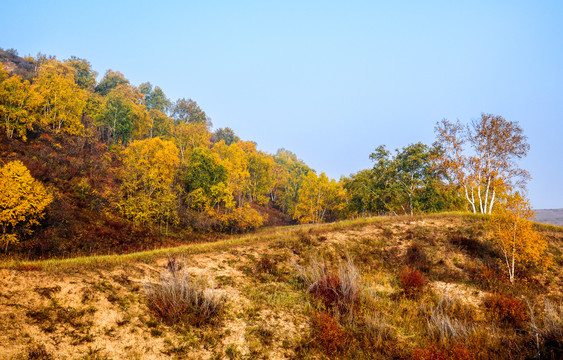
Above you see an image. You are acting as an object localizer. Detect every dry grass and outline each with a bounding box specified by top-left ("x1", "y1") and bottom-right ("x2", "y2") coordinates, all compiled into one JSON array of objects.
[
  {"x1": 425, "y1": 296, "x2": 475, "y2": 343},
  {"x1": 294, "y1": 256, "x2": 360, "y2": 316},
  {"x1": 143, "y1": 260, "x2": 224, "y2": 325}
]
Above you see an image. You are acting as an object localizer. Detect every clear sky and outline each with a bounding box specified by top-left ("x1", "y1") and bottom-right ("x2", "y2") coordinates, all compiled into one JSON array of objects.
[{"x1": 1, "y1": 0, "x2": 562, "y2": 209}]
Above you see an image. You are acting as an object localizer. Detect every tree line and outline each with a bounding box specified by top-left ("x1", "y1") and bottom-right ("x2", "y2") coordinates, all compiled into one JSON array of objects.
[{"x1": 0, "y1": 48, "x2": 535, "y2": 256}]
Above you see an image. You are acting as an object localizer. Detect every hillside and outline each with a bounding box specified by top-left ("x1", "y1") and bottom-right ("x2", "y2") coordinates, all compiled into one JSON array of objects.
[
  {"x1": 1, "y1": 214, "x2": 562, "y2": 359},
  {"x1": 535, "y1": 209, "x2": 563, "y2": 226}
]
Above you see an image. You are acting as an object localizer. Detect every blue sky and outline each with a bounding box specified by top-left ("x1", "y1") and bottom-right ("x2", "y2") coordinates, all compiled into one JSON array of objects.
[{"x1": 1, "y1": 0, "x2": 562, "y2": 209}]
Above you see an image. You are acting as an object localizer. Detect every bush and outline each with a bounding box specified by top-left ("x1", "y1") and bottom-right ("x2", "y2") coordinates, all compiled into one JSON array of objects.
[
  {"x1": 311, "y1": 312, "x2": 348, "y2": 355},
  {"x1": 295, "y1": 257, "x2": 360, "y2": 316},
  {"x1": 143, "y1": 266, "x2": 224, "y2": 325},
  {"x1": 483, "y1": 293, "x2": 528, "y2": 326},
  {"x1": 399, "y1": 267, "x2": 426, "y2": 297}
]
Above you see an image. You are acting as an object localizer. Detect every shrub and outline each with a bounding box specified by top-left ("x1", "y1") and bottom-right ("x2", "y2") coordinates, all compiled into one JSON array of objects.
[
  {"x1": 311, "y1": 312, "x2": 348, "y2": 355},
  {"x1": 483, "y1": 293, "x2": 528, "y2": 326},
  {"x1": 295, "y1": 257, "x2": 360, "y2": 316},
  {"x1": 143, "y1": 267, "x2": 224, "y2": 325},
  {"x1": 399, "y1": 267, "x2": 426, "y2": 297}
]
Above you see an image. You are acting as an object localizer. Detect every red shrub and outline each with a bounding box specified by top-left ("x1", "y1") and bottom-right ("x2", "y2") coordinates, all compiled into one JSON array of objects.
[
  {"x1": 399, "y1": 267, "x2": 426, "y2": 297},
  {"x1": 411, "y1": 342, "x2": 472, "y2": 360},
  {"x1": 483, "y1": 293, "x2": 528, "y2": 326},
  {"x1": 311, "y1": 312, "x2": 348, "y2": 355},
  {"x1": 310, "y1": 272, "x2": 342, "y2": 308}
]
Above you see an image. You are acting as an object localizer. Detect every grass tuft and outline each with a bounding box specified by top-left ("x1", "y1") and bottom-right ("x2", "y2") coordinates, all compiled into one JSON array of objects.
[{"x1": 143, "y1": 265, "x2": 224, "y2": 325}]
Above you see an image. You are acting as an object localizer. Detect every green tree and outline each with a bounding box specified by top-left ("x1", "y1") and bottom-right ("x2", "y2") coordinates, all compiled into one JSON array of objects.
[
  {"x1": 212, "y1": 127, "x2": 240, "y2": 145},
  {"x1": 96, "y1": 84, "x2": 149, "y2": 143},
  {"x1": 95, "y1": 70, "x2": 129, "y2": 96},
  {"x1": 65, "y1": 56, "x2": 98, "y2": 91},
  {"x1": 0, "y1": 160, "x2": 53, "y2": 251},
  {"x1": 181, "y1": 147, "x2": 231, "y2": 211},
  {"x1": 172, "y1": 98, "x2": 211, "y2": 127},
  {"x1": 139, "y1": 82, "x2": 171, "y2": 113}
]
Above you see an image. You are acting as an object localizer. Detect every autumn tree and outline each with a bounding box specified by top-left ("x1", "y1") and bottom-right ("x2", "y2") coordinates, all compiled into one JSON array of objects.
[
  {"x1": 172, "y1": 122, "x2": 211, "y2": 162},
  {"x1": 118, "y1": 137, "x2": 180, "y2": 231},
  {"x1": 35, "y1": 60, "x2": 87, "y2": 135},
  {"x1": 434, "y1": 114, "x2": 530, "y2": 214},
  {"x1": 0, "y1": 68, "x2": 43, "y2": 140},
  {"x1": 294, "y1": 172, "x2": 346, "y2": 224},
  {"x1": 488, "y1": 193, "x2": 548, "y2": 283},
  {"x1": 0, "y1": 160, "x2": 53, "y2": 251},
  {"x1": 246, "y1": 151, "x2": 274, "y2": 205},
  {"x1": 272, "y1": 149, "x2": 312, "y2": 215},
  {"x1": 213, "y1": 140, "x2": 250, "y2": 205}
]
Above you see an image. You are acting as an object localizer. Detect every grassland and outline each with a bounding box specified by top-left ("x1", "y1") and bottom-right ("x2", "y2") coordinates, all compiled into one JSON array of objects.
[{"x1": 0, "y1": 213, "x2": 561, "y2": 359}]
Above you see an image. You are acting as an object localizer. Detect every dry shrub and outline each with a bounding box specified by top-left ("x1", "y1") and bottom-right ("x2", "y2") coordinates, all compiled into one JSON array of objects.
[
  {"x1": 399, "y1": 267, "x2": 426, "y2": 297},
  {"x1": 143, "y1": 266, "x2": 224, "y2": 325},
  {"x1": 405, "y1": 242, "x2": 430, "y2": 272},
  {"x1": 528, "y1": 299, "x2": 563, "y2": 359},
  {"x1": 311, "y1": 312, "x2": 348, "y2": 355},
  {"x1": 425, "y1": 296, "x2": 475, "y2": 343},
  {"x1": 483, "y1": 293, "x2": 528, "y2": 326},
  {"x1": 410, "y1": 342, "x2": 472, "y2": 360},
  {"x1": 295, "y1": 257, "x2": 360, "y2": 316}
]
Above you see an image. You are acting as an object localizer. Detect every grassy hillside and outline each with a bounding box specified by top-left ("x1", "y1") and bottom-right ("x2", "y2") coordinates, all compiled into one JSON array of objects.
[{"x1": 1, "y1": 214, "x2": 562, "y2": 359}]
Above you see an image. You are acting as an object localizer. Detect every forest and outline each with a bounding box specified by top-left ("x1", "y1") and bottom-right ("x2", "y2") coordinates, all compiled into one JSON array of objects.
[{"x1": 0, "y1": 48, "x2": 532, "y2": 259}]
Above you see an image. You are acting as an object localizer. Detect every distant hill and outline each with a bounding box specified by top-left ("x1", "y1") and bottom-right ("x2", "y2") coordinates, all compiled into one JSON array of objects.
[{"x1": 534, "y1": 208, "x2": 563, "y2": 226}]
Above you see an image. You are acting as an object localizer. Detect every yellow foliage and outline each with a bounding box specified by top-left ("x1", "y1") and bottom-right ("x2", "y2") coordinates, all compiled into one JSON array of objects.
[
  {"x1": 0, "y1": 74, "x2": 43, "y2": 141},
  {"x1": 0, "y1": 160, "x2": 53, "y2": 251},
  {"x1": 118, "y1": 137, "x2": 180, "y2": 229},
  {"x1": 35, "y1": 60, "x2": 88, "y2": 135},
  {"x1": 294, "y1": 172, "x2": 346, "y2": 224},
  {"x1": 489, "y1": 193, "x2": 549, "y2": 283}
]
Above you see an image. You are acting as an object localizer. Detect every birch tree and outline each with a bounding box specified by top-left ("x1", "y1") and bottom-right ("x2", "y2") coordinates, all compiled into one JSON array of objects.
[{"x1": 434, "y1": 114, "x2": 530, "y2": 214}]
